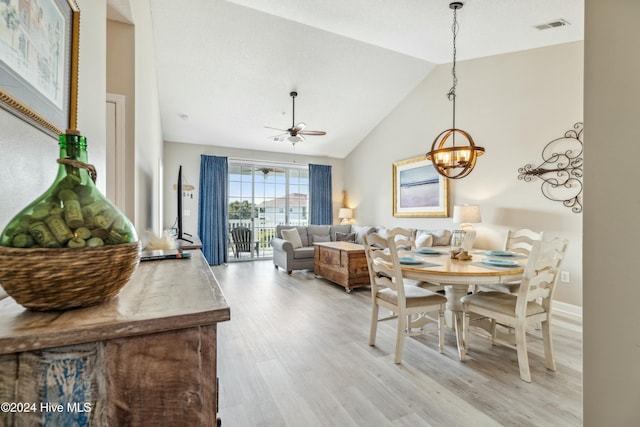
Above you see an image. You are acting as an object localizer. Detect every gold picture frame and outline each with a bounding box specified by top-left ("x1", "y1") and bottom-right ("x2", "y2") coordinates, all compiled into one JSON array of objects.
[
  {"x1": 0, "y1": 0, "x2": 80, "y2": 137},
  {"x1": 393, "y1": 155, "x2": 449, "y2": 217}
]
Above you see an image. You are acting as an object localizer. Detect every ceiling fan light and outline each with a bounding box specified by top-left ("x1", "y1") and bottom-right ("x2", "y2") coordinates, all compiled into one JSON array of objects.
[{"x1": 288, "y1": 135, "x2": 304, "y2": 143}]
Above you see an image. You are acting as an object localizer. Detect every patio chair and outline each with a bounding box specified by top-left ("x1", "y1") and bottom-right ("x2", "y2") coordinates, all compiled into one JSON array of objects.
[{"x1": 230, "y1": 226, "x2": 253, "y2": 258}]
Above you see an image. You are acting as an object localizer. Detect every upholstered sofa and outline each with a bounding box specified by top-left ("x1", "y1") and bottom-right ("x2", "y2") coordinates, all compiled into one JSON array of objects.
[{"x1": 271, "y1": 224, "x2": 452, "y2": 274}]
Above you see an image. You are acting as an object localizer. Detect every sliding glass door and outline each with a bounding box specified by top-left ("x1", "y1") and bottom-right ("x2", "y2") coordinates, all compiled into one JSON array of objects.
[{"x1": 228, "y1": 162, "x2": 308, "y2": 260}]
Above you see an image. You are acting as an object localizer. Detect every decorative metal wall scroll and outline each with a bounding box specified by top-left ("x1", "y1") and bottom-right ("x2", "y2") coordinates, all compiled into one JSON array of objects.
[{"x1": 518, "y1": 122, "x2": 583, "y2": 213}]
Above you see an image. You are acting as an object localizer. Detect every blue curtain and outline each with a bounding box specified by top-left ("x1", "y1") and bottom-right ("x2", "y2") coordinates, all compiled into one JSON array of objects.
[
  {"x1": 198, "y1": 155, "x2": 228, "y2": 265},
  {"x1": 309, "y1": 163, "x2": 333, "y2": 225}
]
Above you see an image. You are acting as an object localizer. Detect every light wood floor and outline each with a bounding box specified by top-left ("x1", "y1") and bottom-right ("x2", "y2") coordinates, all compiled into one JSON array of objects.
[{"x1": 213, "y1": 260, "x2": 583, "y2": 427}]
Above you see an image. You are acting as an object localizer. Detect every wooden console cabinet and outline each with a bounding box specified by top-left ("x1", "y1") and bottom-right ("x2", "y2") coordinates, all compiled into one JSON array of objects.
[
  {"x1": 0, "y1": 250, "x2": 230, "y2": 427},
  {"x1": 314, "y1": 241, "x2": 370, "y2": 292}
]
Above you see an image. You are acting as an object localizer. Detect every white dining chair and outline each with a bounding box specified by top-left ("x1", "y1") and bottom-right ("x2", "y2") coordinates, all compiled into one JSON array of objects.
[
  {"x1": 478, "y1": 228, "x2": 544, "y2": 294},
  {"x1": 363, "y1": 232, "x2": 447, "y2": 364},
  {"x1": 388, "y1": 227, "x2": 443, "y2": 292},
  {"x1": 460, "y1": 238, "x2": 568, "y2": 382}
]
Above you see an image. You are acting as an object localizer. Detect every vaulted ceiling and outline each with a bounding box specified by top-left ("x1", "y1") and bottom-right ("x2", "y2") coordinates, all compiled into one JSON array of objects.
[{"x1": 107, "y1": 0, "x2": 584, "y2": 158}]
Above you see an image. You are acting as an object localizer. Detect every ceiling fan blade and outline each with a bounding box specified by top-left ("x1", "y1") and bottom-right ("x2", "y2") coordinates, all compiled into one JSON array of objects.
[
  {"x1": 268, "y1": 132, "x2": 289, "y2": 142},
  {"x1": 292, "y1": 122, "x2": 306, "y2": 133},
  {"x1": 264, "y1": 126, "x2": 288, "y2": 132},
  {"x1": 299, "y1": 130, "x2": 326, "y2": 136}
]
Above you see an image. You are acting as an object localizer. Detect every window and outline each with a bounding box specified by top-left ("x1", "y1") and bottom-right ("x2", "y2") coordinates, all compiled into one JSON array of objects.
[{"x1": 227, "y1": 162, "x2": 309, "y2": 260}]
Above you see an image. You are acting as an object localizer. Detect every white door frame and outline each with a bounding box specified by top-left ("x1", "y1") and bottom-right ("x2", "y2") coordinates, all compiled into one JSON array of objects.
[{"x1": 106, "y1": 93, "x2": 126, "y2": 212}]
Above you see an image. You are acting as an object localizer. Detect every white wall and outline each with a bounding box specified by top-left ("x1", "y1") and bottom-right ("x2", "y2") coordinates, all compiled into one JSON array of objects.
[
  {"x1": 131, "y1": 0, "x2": 164, "y2": 235},
  {"x1": 106, "y1": 19, "x2": 136, "y2": 222},
  {"x1": 345, "y1": 42, "x2": 584, "y2": 309},
  {"x1": 583, "y1": 0, "x2": 640, "y2": 425},
  {"x1": 163, "y1": 142, "x2": 345, "y2": 235}
]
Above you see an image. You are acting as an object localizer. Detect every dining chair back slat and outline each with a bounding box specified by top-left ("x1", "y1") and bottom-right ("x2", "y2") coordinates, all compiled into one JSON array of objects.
[{"x1": 504, "y1": 228, "x2": 545, "y2": 256}]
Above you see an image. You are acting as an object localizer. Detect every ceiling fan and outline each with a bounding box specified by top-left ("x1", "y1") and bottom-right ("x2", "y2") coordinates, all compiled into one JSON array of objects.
[
  {"x1": 255, "y1": 167, "x2": 284, "y2": 178},
  {"x1": 265, "y1": 91, "x2": 326, "y2": 144}
]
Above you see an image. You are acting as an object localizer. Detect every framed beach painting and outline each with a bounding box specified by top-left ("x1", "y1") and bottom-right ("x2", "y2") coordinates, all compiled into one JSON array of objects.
[
  {"x1": 0, "y1": 0, "x2": 80, "y2": 137},
  {"x1": 393, "y1": 155, "x2": 448, "y2": 217}
]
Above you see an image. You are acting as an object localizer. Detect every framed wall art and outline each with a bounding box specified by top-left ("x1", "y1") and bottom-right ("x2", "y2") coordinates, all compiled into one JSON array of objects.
[
  {"x1": 393, "y1": 155, "x2": 449, "y2": 217},
  {"x1": 0, "y1": 0, "x2": 80, "y2": 137}
]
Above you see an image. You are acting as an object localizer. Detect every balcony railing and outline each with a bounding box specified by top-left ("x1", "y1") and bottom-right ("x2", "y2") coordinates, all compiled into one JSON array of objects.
[{"x1": 227, "y1": 220, "x2": 276, "y2": 260}]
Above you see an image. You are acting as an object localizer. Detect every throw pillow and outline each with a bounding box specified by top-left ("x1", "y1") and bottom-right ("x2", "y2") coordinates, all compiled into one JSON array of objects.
[
  {"x1": 335, "y1": 232, "x2": 356, "y2": 243},
  {"x1": 415, "y1": 230, "x2": 434, "y2": 248},
  {"x1": 281, "y1": 228, "x2": 303, "y2": 249},
  {"x1": 330, "y1": 224, "x2": 351, "y2": 241},
  {"x1": 351, "y1": 225, "x2": 376, "y2": 244},
  {"x1": 311, "y1": 234, "x2": 331, "y2": 244},
  {"x1": 424, "y1": 229, "x2": 451, "y2": 246},
  {"x1": 376, "y1": 226, "x2": 389, "y2": 239}
]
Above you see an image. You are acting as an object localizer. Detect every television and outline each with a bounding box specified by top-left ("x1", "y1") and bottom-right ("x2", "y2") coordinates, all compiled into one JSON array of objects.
[{"x1": 176, "y1": 165, "x2": 193, "y2": 243}]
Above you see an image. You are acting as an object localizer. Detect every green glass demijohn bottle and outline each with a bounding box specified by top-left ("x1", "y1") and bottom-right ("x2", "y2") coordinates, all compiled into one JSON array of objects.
[{"x1": 0, "y1": 130, "x2": 138, "y2": 249}]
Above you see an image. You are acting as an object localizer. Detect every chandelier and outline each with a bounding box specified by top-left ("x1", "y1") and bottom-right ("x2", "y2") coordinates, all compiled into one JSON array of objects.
[{"x1": 426, "y1": 2, "x2": 484, "y2": 179}]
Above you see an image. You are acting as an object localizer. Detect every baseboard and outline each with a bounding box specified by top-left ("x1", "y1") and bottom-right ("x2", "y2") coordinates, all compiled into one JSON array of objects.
[{"x1": 553, "y1": 301, "x2": 582, "y2": 319}]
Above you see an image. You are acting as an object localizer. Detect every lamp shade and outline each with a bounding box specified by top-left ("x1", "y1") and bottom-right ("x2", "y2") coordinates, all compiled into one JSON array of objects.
[
  {"x1": 452, "y1": 205, "x2": 481, "y2": 224},
  {"x1": 338, "y1": 208, "x2": 353, "y2": 219}
]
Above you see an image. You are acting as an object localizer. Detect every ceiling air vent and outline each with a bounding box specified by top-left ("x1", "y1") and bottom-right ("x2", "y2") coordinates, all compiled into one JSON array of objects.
[{"x1": 535, "y1": 19, "x2": 570, "y2": 30}]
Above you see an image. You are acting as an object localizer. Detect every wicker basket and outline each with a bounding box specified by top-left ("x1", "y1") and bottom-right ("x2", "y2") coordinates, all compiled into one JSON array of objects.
[{"x1": 0, "y1": 242, "x2": 140, "y2": 311}]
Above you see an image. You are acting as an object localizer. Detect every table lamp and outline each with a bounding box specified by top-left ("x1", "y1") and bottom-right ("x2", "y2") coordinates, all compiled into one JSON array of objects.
[
  {"x1": 338, "y1": 208, "x2": 353, "y2": 224},
  {"x1": 452, "y1": 204, "x2": 481, "y2": 252}
]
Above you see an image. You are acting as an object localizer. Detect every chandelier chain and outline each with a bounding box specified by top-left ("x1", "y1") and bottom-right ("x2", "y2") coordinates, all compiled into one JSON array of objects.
[
  {"x1": 447, "y1": 7, "x2": 459, "y2": 103},
  {"x1": 446, "y1": 6, "x2": 460, "y2": 136}
]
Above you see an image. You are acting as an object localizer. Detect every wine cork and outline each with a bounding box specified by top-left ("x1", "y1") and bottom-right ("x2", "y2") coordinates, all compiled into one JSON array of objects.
[
  {"x1": 58, "y1": 189, "x2": 78, "y2": 202},
  {"x1": 28, "y1": 221, "x2": 60, "y2": 248},
  {"x1": 105, "y1": 230, "x2": 127, "y2": 245},
  {"x1": 54, "y1": 174, "x2": 81, "y2": 194},
  {"x1": 45, "y1": 215, "x2": 74, "y2": 244},
  {"x1": 87, "y1": 237, "x2": 104, "y2": 247},
  {"x1": 12, "y1": 233, "x2": 34, "y2": 248},
  {"x1": 75, "y1": 184, "x2": 92, "y2": 197},
  {"x1": 76, "y1": 185, "x2": 94, "y2": 206},
  {"x1": 81, "y1": 207, "x2": 96, "y2": 228},
  {"x1": 112, "y1": 216, "x2": 127, "y2": 234},
  {"x1": 64, "y1": 200, "x2": 84, "y2": 228},
  {"x1": 84, "y1": 200, "x2": 109, "y2": 217},
  {"x1": 79, "y1": 195, "x2": 94, "y2": 206},
  {"x1": 18, "y1": 215, "x2": 33, "y2": 227},
  {"x1": 91, "y1": 228, "x2": 109, "y2": 239},
  {"x1": 67, "y1": 237, "x2": 86, "y2": 248},
  {"x1": 4, "y1": 225, "x2": 26, "y2": 238},
  {"x1": 94, "y1": 210, "x2": 116, "y2": 229},
  {"x1": 74, "y1": 227, "x2": 92, "y2": 239},
  {"x1": 32, "y1": 204, "x2": 51, "y2": 220},
  {"x1": 50, "y1": 206, "x2": 65, "y2": 216}
]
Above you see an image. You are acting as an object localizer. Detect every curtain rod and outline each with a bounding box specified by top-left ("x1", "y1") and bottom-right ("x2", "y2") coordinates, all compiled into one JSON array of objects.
[{"x1": 228, "y1": 157, "x2": 308, "y2": 168}]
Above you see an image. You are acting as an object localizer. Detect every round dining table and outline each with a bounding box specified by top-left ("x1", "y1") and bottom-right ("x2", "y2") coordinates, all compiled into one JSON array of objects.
[{"x1": 396, "y1": 249, "x2": 526, "y2": 360}]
